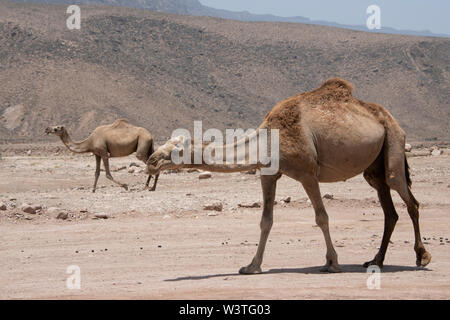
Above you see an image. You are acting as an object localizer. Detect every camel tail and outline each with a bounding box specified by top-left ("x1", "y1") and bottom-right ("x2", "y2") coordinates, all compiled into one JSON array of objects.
[
  {"x1": 404, "y1": 156, "x2": 419, "y2": 208},
  {"x1": 405, "y1": 156, "x2": 412, "y2": 187}
]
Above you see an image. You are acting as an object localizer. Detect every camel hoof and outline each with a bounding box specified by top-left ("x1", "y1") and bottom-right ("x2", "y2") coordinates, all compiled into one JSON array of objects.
[
  {"x1": 239, "y1": 265, "x2": 262, "y2": 275},
  {"x1": 417, "y1": 251, "x2": 432, "y2": 267},
  {"x1": 363, "y1": 259, "x2": 383, "y2": 269},
  {"x1": 320, "y1": 264, "x2": 341, "y2": 273}
]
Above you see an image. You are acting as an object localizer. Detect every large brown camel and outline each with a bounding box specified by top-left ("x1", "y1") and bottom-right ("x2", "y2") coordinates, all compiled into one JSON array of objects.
[
  {"x1": 45, "y1": 119, "x2": 159, "y2": 192},
  {"x1": 146, "y1": 78, "x2": 431, "y2": 274}
]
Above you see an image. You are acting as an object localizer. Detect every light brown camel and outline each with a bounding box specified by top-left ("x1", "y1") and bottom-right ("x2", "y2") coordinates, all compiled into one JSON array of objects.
[
  {"x1": 45, "y1": 119, "x2": 159, "y2": 192},
  {"x1": 146, "y1": 78, "x2": 431, "y2": 274}
]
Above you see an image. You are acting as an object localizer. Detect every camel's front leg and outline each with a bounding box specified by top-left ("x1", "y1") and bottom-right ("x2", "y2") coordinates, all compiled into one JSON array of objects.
[
  {"x1": 92, "y1": 155, "x2": 101, "y2": 193},
  {"x1": 102, "y1": 157, "x2": 128, "y2": 191},
  {"x1": 302, "y1": 177, "x2": 341, "y2": 273},
  {"x1": 149, "y1": 173, "x2": 159, "y2": 191},
  {"x1": 239, "y1": 174, "x2": 279, "y2": 275}
]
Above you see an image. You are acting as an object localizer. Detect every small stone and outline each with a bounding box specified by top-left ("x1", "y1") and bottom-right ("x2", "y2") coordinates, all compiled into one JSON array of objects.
[
  {"x1": 405, "y1": 143, "x2": 412, "y2": 152},
  {"x1": 56, "y1": 212, "x2": 69, "y2": 220},
  {"x1": 128, "y1": 168, "x2": 135, "y2": 174},
  {"x1": 207, "y1": 212, "x2": 219, "y2": 217},
  {"x1": 129, "y1": 162, "x2": 141, "y2": 168},
  {"x1": 0, "y1": 202, "x2": 7, "y2": 211},
  {"x1": 94, "y1": 213, "x2": 110, "y2": 219},
  {"x1": 21, "y1": 204, "x2": 36, "y2": 214},
  {"x1": 187, "y1": 168, "x2": 200, "y2": 173},
  {"x1": 238, "y1": 202, "x2": 261, "y2": 208},
  {"x1": 199, "y1": 172, "x2": 212, "y2": 180},
  {"x1": 204, "y1": 203, "x2": 223, "y2": 212},
  {"x1": 323, "y1": 194, "x2": 334, "y2": 200},
  {"x1": 431, "y1": 149, "x2": 442, "y2": 156},
  {"x1": 246, "y1": 169, "x2": 257, "y2": 175},
  {"x1": 26, "y1": 150, "x2": 32, "y2": 156},
  {"x1": 281, "y1": 197, "x2": 291, "y2": 203}
]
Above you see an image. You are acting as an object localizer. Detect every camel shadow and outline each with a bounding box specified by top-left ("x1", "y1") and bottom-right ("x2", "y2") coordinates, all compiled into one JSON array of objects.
[{"x1": 164, "y1": 264, "x2": 431, "y2": 282}]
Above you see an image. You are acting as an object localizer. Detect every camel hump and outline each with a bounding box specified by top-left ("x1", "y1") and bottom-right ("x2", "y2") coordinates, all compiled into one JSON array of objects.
[
  {"x1": 111, "y1": 119, "x2": 131, "y2": 128},
  {"x1": 319, "y1": 78, "x2": 354, "y2": 94}
]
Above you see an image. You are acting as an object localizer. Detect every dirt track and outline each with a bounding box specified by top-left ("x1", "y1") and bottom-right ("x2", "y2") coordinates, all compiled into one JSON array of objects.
[{"x1": 0, "y1": 150, "x2": 449, "y2": 299}]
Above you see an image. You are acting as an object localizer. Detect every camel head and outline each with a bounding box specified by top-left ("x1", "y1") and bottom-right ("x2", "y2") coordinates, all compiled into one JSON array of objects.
[
  {"x1": 146, "y1": 136, "x2": 186, "y2": 174},
  {"x1": 45, "y1": 125, "x2": 66, "y2": 137}
]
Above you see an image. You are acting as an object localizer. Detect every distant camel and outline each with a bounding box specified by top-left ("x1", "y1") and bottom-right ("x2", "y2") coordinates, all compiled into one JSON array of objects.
[
  {"x1": 45, "y1": 119, "x2": 159, "y2": 192},
  {"x1": 147, "y1": 78, "x2": 431, "y2": 273}
]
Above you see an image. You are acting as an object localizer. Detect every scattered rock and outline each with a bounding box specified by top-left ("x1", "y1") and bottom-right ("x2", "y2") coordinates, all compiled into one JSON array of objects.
[
  {"x1": 187, "y1": 168, "x2": 200, "y2": 173},
  {"x1": 129, "y1": 162, "x2": 141, "y2": 168},
  {"x1": 238, "y1": 202, "x2": 261, "y2": 208},
  {"x1": 411, "y1": 150, "x2": 431, "y2": 157},
  {"x1": 431, "y1": 149, "x2": 443, "y2": 156},
  {"x1": 306, "y1": 199, "x2": 312, "y2": 205},
  {"x1": 323, "y1": 194, "x2": 334, "y2": 200},
  {"x1": 94, "y1": 213, "x2": 110, "y2": 219},
  {"x1": 405, "y1": 143, "x2": 412, "y2": 152},
  {"x1": 115, "y1": 166, "x2": 127, "y2": 172},
  {"x1": 56, "y1": 212, "x2": 69, "y2": 220},
  {"x1": 26, "y1": 150, "x2": 32, "y2": 156},
  {"x1": 207, "y1": 212, "x2": 219, "y2": 217},
  {"x1": 281, "y1": 197, "x2": 291, "y2": 203},
  {"x1": 128, "y1": 168, "x2": 135, "y2": 174},
  {"x1": 21, "y1": 204, "x2": 36, "y2": 214},
  {"x1": 199, "y1": 172, "x2": 212, "y2": 180},
  {"x1": 203, "y1": 202, "x2": 223, "y2": 212},
  {"x1": 0, "y1": 202, "x2": 7, "y2": 211}
]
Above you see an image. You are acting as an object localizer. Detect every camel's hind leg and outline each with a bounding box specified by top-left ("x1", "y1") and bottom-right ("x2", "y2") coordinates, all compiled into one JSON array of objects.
[
  {"x1": 92, "y1": 155, "x2": 101, "y2": 193},
  {"x1": 102, "y1": 157, "x2": 128, "y2": 191},
  {"x1": 302, "y1": 176, "x2": 340, "y2": 273},
  {"x1": 363, "y1": 152, "x2": 399, "y2": 268},
  {"x1": 239, "y1": 174, "x2": 280, "y2": 274},
  {"x1": 383, "y1": 129, "x2": 431, "y2": 267},
  {"x1": 145, "y1": 173, "x2": 159, "y2": 191}
]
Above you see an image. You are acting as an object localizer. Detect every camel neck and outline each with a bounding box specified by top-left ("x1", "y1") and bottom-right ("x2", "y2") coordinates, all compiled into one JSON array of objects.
[
  {"x1": 60, "y1": 130, "x2": 90, "y2": 153},
  {"x1": 180, "y1": 129, "x2": 279, "y2": 174}
]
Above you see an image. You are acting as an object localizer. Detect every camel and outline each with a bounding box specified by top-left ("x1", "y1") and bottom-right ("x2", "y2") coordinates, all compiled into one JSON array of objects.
[
  {"x1": 45, "y1": 119, "x2": 159, "y2": 192},
  {"x1": 146, "y1": 78, "x2": 431, "y2": 274}
]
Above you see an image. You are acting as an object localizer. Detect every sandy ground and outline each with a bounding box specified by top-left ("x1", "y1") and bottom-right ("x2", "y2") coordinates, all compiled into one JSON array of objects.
[{"x1": 0, "y1": 149, "x2": 449, "y2": 300}]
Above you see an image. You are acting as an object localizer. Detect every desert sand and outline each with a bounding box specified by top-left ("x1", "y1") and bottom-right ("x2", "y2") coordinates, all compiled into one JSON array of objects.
[{"x1": 0, "y1": 148, "x2": 449, "y2": 299}]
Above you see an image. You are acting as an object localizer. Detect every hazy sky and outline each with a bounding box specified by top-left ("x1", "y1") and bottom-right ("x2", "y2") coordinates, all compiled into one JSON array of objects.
[{"x1": 199, "y1": 0, "x2": 450, "y2": 35}]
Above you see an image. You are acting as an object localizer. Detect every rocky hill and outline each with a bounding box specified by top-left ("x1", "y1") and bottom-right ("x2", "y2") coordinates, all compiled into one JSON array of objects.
[{"x1": 0, "y1": 0, "x2": 449, "y2": 143}]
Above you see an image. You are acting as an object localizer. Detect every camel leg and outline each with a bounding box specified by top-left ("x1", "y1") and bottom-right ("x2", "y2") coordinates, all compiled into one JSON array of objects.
[
  {"x1": 239, "y1": 174, "x2": 279, "y2": 274},
  {"x1": 144, "y1": 175, "x2": 152, "y2": 189},
  {"x1": 102, "y1": 157, "x2": 128, "y2": 191},
  {"x1": 363, "y1": 158, "x2": 399, "y2": 267},
  {"x1": 149, "y1": 173, "x2": 159, "y2": 191},
  {"x1": 302, "y1": 176, "x2": 340, "y2": 273},
  {"x1": 92, "y1": 155, "x2": 101, "y2": 193},
  {"x1": 392, "y1": 182, "x2": 431, "y2": 267},
  {"x1": 383, "y1": 132, "x2": 431, "y2": 267}
]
